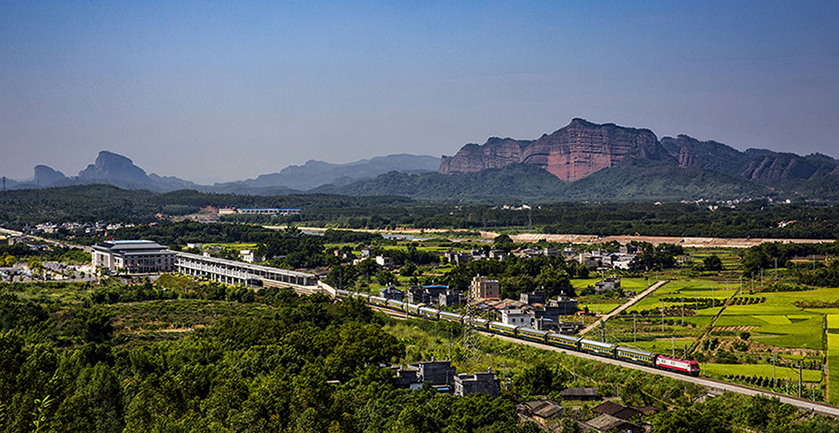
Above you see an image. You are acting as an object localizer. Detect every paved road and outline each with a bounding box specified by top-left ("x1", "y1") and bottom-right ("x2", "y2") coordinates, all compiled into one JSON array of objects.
[
  {"x1": 578, "y1": 280, "x2": 668, "y2": 336},
  {"x1": 489, "y1": 334, "x2": 839, "y2": 417}
]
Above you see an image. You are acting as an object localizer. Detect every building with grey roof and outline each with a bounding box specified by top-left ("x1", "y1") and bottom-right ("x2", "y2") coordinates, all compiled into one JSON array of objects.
[
  {"x1": 92, "y1": 240, "x2": 175, "y2": 274},
  {"x1": 454, "y1": 371, "x2": 500, "y2": 397}
]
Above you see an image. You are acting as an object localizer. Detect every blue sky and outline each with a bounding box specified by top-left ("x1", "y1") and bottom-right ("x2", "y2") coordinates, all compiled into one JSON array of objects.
[{"x1": 2, "y1": 1, "x2": 837, "y2": 183}]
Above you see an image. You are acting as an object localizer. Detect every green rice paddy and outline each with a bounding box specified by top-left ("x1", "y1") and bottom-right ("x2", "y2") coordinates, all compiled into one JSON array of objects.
[{"x1": 703, "y1": 364, "x2": 822, "y2": 383}]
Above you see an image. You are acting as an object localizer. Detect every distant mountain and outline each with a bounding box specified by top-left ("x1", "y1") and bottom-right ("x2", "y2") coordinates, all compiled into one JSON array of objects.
[
  {"x1": 660, "y1": 135, "x2": 753, "y2": 176},
  {"x1": 34, "y1": 165, "x2": 66, "y2": 185},
  {"x1": 16, "y1": 151, "x2": 200, "y2": 192},
  {"x1": 660, "y1": 135, "x2": 838, "y2": 183},
  {"x1": 559, "y1": 158, "x2": 770, "y2": 201},
  {"x1": 439, "y1": 138, "x2": 534, "y2": 175},
  {"x1": 440, "y1": 119, "x2": 675, "y2": 181},
  {"x1": 9, "y1": 151, "x2": 438, "y2": 194},
  {"x1": 7, "y1": 120, "x2": 838, "y2": 202},
  {"x1": 741, "y1": 152, "x2": 837, "y2": 183},
  {"x1": 78, "y1": 151, "x2": 152, "y2": 185},
  {"x1": 314, "y1": 158, "x2": 773, "y2": 202},
  {"x1": 312, "y1": 163, "x2": 568, "y2": 201},
  {"x1": 214, "y1": 154, "x2": 440, "y2": 191}
]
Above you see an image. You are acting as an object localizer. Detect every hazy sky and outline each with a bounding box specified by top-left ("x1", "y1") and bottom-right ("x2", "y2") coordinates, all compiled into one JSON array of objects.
[{"x1": 2, "y1": 1, "x2": 837, "y2": 184}]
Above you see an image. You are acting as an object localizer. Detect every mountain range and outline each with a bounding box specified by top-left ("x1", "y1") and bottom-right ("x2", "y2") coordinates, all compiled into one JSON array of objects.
[{"x1": 7, "y1": 119, "x2": 839, "y2": 202}]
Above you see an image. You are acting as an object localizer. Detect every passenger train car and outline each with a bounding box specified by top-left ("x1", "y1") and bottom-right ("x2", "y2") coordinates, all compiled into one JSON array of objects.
[{"x1": 334, "y1": 289, "x2": 700, "y2": 377}]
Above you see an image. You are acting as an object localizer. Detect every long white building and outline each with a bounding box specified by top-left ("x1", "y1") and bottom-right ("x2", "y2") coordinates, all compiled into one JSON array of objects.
[
  {"x1": 174, "y1": 252, "x2": 315, "y2": 288},
  {"x1": 91, "y1": 240, "x2": 316, "y2": 289}
]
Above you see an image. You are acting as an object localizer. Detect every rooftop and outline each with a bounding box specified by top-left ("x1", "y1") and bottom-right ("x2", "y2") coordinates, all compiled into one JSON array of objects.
[{"x1": 93, "y1": 240, "x2": 169, "y2": 251}]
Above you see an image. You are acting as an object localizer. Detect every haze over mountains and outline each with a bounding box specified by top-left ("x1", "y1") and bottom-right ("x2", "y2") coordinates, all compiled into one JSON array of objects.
[{"x1": 8, "y1": 119, "x2": 839, "y2": 202}]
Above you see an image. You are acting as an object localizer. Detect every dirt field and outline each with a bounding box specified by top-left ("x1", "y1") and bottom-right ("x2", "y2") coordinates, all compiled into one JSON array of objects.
[{"x1": 502, "y1": 233, "x2": 834, "y2": 248}]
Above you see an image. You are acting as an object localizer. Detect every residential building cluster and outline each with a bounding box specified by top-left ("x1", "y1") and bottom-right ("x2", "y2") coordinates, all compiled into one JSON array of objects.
[
  {"x1": 393, "y1": 359, "x2": 501, "y2": 397},
  {"x1": 445, "y1": 244, "x2": 641, "y2": 271},
  {"x1": 24, "y1": 221, "x2": 135, "y2": 235},
  {"x1": 517, "y1": 397, "x2": 655, "y2": 433}
]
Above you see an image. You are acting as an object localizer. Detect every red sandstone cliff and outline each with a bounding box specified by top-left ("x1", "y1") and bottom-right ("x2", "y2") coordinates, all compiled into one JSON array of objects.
[
  {"x1": 439, "y1": 119, "x2": 674, "y2": 181},
  {"x1": 439, "y1": 137, "x2": 533, "y2": 175}
]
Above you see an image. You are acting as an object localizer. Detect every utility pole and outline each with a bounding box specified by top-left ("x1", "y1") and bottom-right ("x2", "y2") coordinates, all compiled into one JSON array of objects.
[
  {"x1": 681, "y1": 296, "x2": 684, "y2": 325},
  {"x1": 712, "y1": 284, "x2": 715, "y2": 308},
  {"x1": 774, "y1": 257, "x2": 778, "y2": 280},
  {"x1": 633, "y1": 313, "x2": 637, "y2": 343},
  {"x1": 661, "y1": 302, "x2": 665, "y2": 333},
  {"x1": 600, "y1": 319, "x2": 605, "y2": 343},
  {"x1": 671, "y1": 337, "x2": 675, "y2": 357},
  {"x1": 528, "y1": 206, "x2": 532, "y2": 231},
  {"x1": 798, "y1": 363, "x2": 803, "y2": 399},
  {"x1": 772, "y1": 353, "x2": 776, "y2": 388}
]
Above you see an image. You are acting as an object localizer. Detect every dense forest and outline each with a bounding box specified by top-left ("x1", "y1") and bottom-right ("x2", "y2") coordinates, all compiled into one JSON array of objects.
[
  {"x1": 3, "y1": 185, "x2": 839, "y2": 239},
  {"x1": 0, "y1": 279, "x2": 543, "y2": 433}
]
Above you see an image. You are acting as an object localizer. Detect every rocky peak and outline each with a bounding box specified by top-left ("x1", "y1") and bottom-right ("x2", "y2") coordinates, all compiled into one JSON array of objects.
[
  {"x1": 440, "y1": 119, "x2": 674, "y2": 181},
  {"x1": 439, "y1": 137, "x2": 533, "y2": 175},
  {"x1": 78, "y1": 151, "x2": 151, "y2": 185},
  {"x1": 33, "y1": 165, "x2": 66, "y2": 186},
  {"x1": 741, "y1": 153, "x2": 835, "y2": 182}
]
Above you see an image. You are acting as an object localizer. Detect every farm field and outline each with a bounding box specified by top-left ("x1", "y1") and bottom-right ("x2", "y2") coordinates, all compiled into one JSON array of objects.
[
  {"x1": 626, "y1": 278, "x2": 733, "y2": 315},
  {"x1": 620, "y1": 337, "x2": 696, "y2": 354},
  {"x1": 703, "y1": 364, "x2": 822, "y2": 383},
  {"x1": 575, "y1": 278, "x2": 652, "y2": 314},
  {"x1": 578, "y1": 301, "x2": 622, "y2": 315},
  {"x1": 714, "y1": 288, "x2": 833, "y2": 350},
  {"x1": 828, "y1": 315, "x2": 839, "y2": 403}
]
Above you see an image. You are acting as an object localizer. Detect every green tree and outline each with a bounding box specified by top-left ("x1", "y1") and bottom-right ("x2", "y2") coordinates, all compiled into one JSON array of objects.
[
  {"x1": 703, "y1": 255, "x2": 723, "y2": 271},
  {"x1": 653, "y1": 404, "x2": 733, "y2": 433},
  {"x1": 73, "y1": 308, "x2": 114, "y2": 343},
  {"x1": 375, "y1": 270, "x2": 398, "y2": 287}
]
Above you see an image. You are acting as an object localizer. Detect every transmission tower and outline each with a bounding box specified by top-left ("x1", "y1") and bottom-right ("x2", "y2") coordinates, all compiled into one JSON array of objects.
[{"x1": 461, "y1": 282, "x2": 482, "y2": 361}]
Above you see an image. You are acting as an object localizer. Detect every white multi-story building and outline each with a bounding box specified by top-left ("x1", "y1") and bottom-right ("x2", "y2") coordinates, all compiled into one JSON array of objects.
[
  {"x1": 499, "y1": 307, "x2": 534, "y2": 327},
  {"x1": 91, "y1": 240, "x2": 175, "y2": 274}
]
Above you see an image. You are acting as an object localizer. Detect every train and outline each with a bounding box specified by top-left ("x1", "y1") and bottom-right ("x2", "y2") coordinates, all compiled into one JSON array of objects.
[{"x1": 335, "y1": 289, "x2": 700, "y2": 377}]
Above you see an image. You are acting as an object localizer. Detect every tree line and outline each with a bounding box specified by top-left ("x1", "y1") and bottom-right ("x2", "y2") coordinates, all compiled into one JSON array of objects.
[{"x1": 3, "y1": 185, "x2": 839, "y2": 240}]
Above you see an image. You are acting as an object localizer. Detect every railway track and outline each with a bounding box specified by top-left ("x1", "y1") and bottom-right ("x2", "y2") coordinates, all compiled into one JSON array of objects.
[
  {"x1": 365, "y1": 297, "x2": 839, "y2": 416},
  {"x1": 490, "y1": 334, "x2": 839, "y2": 417}
]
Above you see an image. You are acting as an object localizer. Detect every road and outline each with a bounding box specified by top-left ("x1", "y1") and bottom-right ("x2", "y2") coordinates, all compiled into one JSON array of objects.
[
  {"x1": 488, "y1": 334, "x2": 839, "y2": 417},
  {"x1": 578, "y1": 280, "x2": 668, "y2": 336}
]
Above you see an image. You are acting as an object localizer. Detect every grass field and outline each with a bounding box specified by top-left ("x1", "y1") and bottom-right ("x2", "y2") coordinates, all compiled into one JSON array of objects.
[
  {"x1": 620, "y1": 337, "x2": 696, "y2": 354},
  {"x1": 714, "y1": 314, "x2": 823, "y2": 349},
  {"x1": 827, "y1": 315, "x2": 839, "y2": 404},
  {"x1": 579, "y1": 302, "x2": 622, "y2": 314},
  {"x1": 711, "y1": 287, "x2": 835, "y2": 350},
  {"x1": 626, "y1": 279, "x2": 732, "y2": 315}
]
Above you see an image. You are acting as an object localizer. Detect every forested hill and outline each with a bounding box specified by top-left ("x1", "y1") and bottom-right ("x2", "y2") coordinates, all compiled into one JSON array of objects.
[
  {"x1": 0, "y1": 185, "x2": 414, "y2": 224},
  {"x1": 312, "y1": 164, "x2": 569, "y2": 201},
  {"x1": 317, "y1": 160, "x2": 774, "y2": 202}
]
